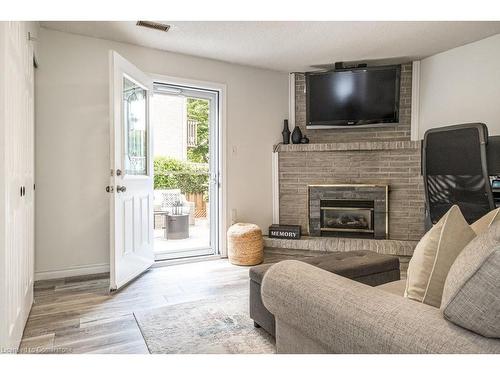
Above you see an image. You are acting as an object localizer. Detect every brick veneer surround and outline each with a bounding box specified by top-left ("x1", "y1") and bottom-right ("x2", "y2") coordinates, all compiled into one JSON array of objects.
[{"x1": 278, "y1": 141, "x2": 425, "y2": 241}]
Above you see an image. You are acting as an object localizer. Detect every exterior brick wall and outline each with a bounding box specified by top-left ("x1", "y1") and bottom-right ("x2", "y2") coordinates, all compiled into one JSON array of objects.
[{"x1": 294, "y1": 63, "x2": 412, "y2": 143}]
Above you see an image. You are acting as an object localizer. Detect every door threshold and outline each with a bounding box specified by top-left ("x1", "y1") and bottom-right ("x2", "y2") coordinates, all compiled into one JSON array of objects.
[
  {"x1": 152, "y1": 254, "x2": 222, "y2": 268},
  {"x1": 154, "y1": 246, "x2": 215, "y2": 261}
]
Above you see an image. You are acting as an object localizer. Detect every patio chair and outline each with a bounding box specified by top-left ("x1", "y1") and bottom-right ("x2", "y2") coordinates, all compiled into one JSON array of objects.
[
  {"x1": 154, "y1": 189, "x2": 192, "y2": 229},
  {"x1": 155, "y1": 189, "x2": 189, "y2": 212}
]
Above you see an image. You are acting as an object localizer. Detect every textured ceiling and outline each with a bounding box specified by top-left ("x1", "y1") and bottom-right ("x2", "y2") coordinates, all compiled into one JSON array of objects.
[{"x1": 41, "y1": 21, "x2": 500, "y2": 72}]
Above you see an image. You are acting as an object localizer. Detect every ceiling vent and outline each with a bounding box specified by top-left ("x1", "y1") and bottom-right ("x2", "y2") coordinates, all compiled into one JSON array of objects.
[{"x1": 136, "y1": 21, "x2": 171, "y2": 32}]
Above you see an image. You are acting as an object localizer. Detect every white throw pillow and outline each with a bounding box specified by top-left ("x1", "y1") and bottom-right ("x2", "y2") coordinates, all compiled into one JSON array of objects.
[
  {"x1": 470, "y1": 208, "x2": 500, "y2": 236},
  {"x1": 405, "y1": 205, "x2": 476, "y2": 307}
]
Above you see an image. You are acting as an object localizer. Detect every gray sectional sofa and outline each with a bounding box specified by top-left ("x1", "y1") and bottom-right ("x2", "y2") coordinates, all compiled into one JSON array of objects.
[
  {"x1": 262, "y1": 260, "x2": 500, "y2": 354},
  {"x1": 250, "y1": 251, "x2": 401, "y2": 337}
]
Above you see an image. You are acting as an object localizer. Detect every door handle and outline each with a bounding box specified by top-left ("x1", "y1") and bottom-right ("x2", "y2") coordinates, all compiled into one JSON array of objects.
[
  {"x1": 116, "y1": 185, "x2": 127, "y2": 193},
  {"x1": 210, "y1": 173, "x2": 219, "y2": 186}
]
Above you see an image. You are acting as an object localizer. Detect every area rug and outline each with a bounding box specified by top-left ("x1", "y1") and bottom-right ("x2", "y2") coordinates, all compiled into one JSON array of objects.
[{"x1": 133, "y1": 295, "x2": 275, "y2": 354}]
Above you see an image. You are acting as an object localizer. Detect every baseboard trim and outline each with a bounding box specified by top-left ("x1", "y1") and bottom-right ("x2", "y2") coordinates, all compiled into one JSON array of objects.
[{"x1": 35, "y1": 263, "x2": 110, "y2": 281}]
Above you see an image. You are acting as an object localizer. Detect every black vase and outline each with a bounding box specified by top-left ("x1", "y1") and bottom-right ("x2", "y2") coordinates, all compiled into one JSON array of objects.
[
  {"x1": 281, "y1": 119, "x2": 290, "y2": 144},
  {"x1": 291, "y1": 125, "x2": 302, "y2": 144}
]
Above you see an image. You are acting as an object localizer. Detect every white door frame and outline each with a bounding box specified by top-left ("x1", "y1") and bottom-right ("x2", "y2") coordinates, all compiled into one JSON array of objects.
[
  {"x1": 152, "y1": 84, "x2": 218, "y2": 260},
  {"x1": 150, "y1": 73, "x2": 228, "y2": 257}
]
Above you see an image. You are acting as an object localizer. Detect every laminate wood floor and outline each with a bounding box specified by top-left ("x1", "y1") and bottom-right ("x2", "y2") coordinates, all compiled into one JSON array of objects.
[{"x1": 20, "y1": 249, "x2": 317, "y2": 354}]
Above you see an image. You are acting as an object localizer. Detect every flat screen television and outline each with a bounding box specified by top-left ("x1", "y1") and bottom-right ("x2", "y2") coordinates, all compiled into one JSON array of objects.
[{"x1": 306, "y1": 65, "x2": 401, "y2": 128}]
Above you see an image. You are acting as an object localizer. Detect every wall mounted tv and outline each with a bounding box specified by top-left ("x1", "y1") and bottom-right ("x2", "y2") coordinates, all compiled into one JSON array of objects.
[{"x1": 306, "y1": 65, "x2": 401, "y2": 129}]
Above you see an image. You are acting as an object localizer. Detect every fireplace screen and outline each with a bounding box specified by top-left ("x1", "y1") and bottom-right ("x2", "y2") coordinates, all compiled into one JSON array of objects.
[{"x1": 320, "y1": 199, "x2": 374, "y2": 234}]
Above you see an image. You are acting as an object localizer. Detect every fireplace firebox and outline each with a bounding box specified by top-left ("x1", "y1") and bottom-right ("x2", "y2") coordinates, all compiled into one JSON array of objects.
[
  {"x1": 309, "y1": 185, "x2": 388, "y2": 239},
  {"x1": 320, "y1": 199, "x2": 374, "y2": 235}
]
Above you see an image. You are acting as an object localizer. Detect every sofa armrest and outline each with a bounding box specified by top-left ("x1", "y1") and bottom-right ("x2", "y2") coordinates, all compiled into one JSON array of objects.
[{"x1": 261, "y1": 260, "x2": 500, "y2": 354}]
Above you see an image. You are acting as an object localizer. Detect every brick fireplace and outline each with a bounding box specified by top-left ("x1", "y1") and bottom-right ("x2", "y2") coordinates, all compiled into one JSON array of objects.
[
  {"x1": 276, "y1": 62, "x2": 426, "y2": 242},
  {"x1": 278, "y1": 141, "x2": 425, "y2": 241},
  {"x1": 267, "y1": 62, "x2": 423, "y2": 275}
]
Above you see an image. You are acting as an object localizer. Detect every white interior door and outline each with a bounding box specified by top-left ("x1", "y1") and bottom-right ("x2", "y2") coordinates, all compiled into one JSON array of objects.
[
  {"x1": 109, "y1": 51, "x2": 154, "y2": 291},
  {"x1": 0, "y1": 21, "x2": 35, "y2": 351}
]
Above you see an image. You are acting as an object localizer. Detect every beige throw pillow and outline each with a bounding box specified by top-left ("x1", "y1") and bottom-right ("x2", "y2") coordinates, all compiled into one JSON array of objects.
[
  {"x1": 470, "y1": 208, "x2": 500, "y2": 236},
  {"x1": 405, "y1": 205, "x2": 476, "y2": 307}
]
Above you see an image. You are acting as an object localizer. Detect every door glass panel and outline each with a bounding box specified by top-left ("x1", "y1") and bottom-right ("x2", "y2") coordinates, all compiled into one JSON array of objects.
[{"x1": 123, "y1": 76, "x2": 148, "y2": 175}]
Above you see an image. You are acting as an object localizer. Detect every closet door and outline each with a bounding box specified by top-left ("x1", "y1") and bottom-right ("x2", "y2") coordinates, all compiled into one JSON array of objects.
[{"x1": 0, "y1": 21, "x2": 35, "y2": 352}]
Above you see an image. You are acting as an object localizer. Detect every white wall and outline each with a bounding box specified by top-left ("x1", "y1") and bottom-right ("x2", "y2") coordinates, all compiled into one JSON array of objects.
[
  {"x1": 35, "y1": 28, "x2": 288, "y2": 278},
  {"x1": 418, "y1": 33, "x2": 500, "y2": 138}
]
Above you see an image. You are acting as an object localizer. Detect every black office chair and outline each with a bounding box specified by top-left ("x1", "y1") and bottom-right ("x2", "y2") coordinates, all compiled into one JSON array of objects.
[{"x1": 422, "y1": 123, "x2": 496, "y2": 228}]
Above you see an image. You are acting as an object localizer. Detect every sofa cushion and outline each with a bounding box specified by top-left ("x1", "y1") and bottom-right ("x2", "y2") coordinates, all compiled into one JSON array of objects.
[
  {"x1": 405, "y1": 205, "x2": 476, "y2": 307},
  {"x1": 470, "y1": 208, "x2": 500, "y2": 236},
  {"x1": 376, "y1": 279, "x2": 407, "y2": 296},
  {"x1": 441, "y1": 221, "x2": 500, "y2": 338},
  {"x1": 249, "y1": 250, "x2": 399, "y2": 284}
]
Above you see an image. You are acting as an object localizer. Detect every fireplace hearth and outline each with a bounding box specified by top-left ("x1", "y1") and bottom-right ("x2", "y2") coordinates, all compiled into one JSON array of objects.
[{"x1": 309, "y1": 185, "x2": 388, "y2": 239}]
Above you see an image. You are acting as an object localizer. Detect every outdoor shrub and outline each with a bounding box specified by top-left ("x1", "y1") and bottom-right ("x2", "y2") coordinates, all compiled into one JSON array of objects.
[{"x1": 154, "y1": 156, "x2": 208, "y2": 194}]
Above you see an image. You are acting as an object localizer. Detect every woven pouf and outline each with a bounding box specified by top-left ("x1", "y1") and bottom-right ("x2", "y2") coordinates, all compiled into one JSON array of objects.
[{"x1": 227, "y1": 223, "x2": 264, "y2": 266}]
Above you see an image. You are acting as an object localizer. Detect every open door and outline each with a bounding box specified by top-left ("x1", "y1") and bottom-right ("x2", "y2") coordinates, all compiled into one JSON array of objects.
[{"x1": 109, "y1": 51, "x2": 154, "y2": 291}]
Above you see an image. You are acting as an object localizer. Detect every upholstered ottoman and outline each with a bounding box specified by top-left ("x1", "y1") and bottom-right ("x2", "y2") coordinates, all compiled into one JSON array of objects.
[{"x1": 249, "y1": 250, "x2": 400, "y2": 337}]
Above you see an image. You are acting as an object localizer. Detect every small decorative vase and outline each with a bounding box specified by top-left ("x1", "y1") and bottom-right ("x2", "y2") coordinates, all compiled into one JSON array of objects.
[
  {"x1": 291, "y1": 125, "x2": 302, "y2": 144},
  {"x1": 300, "y1": 135, "x2": 310, "y2": 144},
  {"x1": 281, "y1": 119, "x2": 290, "y2": 144}
]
